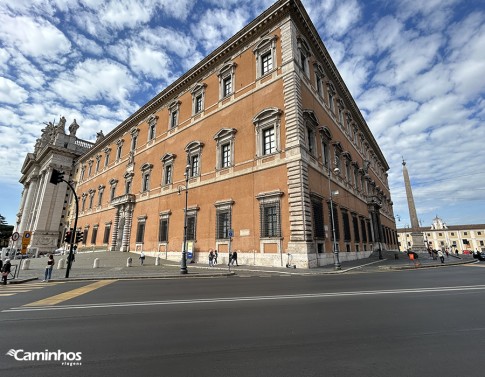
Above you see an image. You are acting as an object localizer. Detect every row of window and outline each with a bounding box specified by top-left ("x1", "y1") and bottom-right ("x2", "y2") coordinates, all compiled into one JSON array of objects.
[
  {"x1": 79, "y1": 199, "x2": 282, "y2": 247},
  {"x1": 79, "y1": 36, "x2": 279, "y2": 182}
]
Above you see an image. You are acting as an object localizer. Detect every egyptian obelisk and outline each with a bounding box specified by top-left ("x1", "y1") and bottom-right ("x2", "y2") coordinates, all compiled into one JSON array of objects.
[{"x1": 402, "y1": 159, "x2": 425, "y2": 251}]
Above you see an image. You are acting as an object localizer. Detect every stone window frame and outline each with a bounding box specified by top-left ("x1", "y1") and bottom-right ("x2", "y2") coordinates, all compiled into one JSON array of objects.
[
  {"x1": 303, "y1": 110, "x2": 319, "y2": 157},
  {"x1": 168, "y1": 100, "x2": 181, "y2": 129},
  {"x1": 253, "y1": 107, "x2": 282, "y2": 157},
  {"x1": 95, "y1": 154, "x2": 102, "y2": 173},
  {"x1": 97, "y1": 185, "x2": 105, "y2": 207},
  {"x1": 352, "y1": 162, "x2": 360, "y2": 190},
  {"x1": 140, "y1": 163, "x2": 153, "y2": 193},
  {"x1": 185, "y1": 141, "x2": 204, "y2": 178},
  {"x1": 81, "y1": 193, "x2": 87, "y2": 212},
  {"x1": 91, "y1": 224, "x2": 99, "y2": 245},
  {"x1": 297, "y1": 36, "x2": 311, "y2": 76},
  {"x1": 103, "y1": 222, "x2": 112, "y2": 244},
  {"x1": 88, "y1": 188, "x2": 96, "y2": 209},
  {"x1": 256, "y1": 191, "x2": 283, "y2": 239},
  {"x1": 332, "y1": 141, "x2": 343, "y2": 172},
  {"x1": 80, "y1": 165, "x2": 86, "y2": 181},
  {"x1": 161, "y1": 153, "x2": 176, "y2": 186},
  {"x1": 130, "y1": 127, "x2": 140, "y2": 152},
  {"x1": 214, "y1": 128, "x2": 237, "y2": 170},
  {"x1": 253, "y1": 35, "x2": 278, "y2": 78},
  {"x1": 158, "y1": 210, "x2": 171, "y2": 243},
  {"x1": 124, "y1": 172, "x2": 134, "y2": 194},
  {"x1": 337, "y1": 98, "x2": 345, "y2": 127},
  {"x1": 103, "y1": 147, "x2": 111, "y2": 168},
  {"x1": 147, "y1": 114, "x2": 158, "y2": 142},
  {"x1": 327, "y1": 82, "x2": 336, "y2": 113},
  {"x1": 310, "y1": 193, "x2": 326, "y2": 240},
  {"x1": 116, "y1": 139, "x2": 124, "y2": 161},
  {"x1": 87, "y1": 159, "x2": 93, "y2": 177},
  {"x1": 135, "y1": 215, "x2": 147, "y2": 244},
  {"x1": 191, "y1": 82, "x2": 207, "y2": 115},
  {"x1": 215, "y1": 200, "x2": 234, "y2": 240},
  {"x1": 109, "y1": 178, "x2": 118, "y2": 201},
  {"x1": 218, "y1": 62, "x2": 237, "y2": 99},
  {"x1": 342, "y1": 152, "x2": 352, "y2": 183},
  {"x1": 313, "y1": 62, "x2": 325, "y2": 97},
  {"x1": 319, "y1": 126, "x2": 333, "y2": 168},
  {"x1": 185, "y1": 206, "x2": 200, "y2": 242}
]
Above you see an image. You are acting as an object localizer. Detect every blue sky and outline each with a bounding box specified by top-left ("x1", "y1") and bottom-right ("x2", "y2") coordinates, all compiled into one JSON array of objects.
[{"x1": 0, "y1": 0, "x2": 484, "y2": 229}]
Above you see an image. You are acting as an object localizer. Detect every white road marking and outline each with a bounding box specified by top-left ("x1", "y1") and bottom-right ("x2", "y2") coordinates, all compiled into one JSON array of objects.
[{"x1": 4, "y1": 284, "x2": 485, "y2": 313}]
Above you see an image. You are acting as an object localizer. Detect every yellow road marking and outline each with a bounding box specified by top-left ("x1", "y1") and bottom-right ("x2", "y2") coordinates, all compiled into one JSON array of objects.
[{"x1": 24, "y1": 280, "x2": 117, "y2": 307}]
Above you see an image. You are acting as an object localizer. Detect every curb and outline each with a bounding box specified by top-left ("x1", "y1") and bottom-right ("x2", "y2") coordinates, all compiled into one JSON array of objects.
[{"x1": 379, "y1": 259, "x2": 477, "y2": 270}]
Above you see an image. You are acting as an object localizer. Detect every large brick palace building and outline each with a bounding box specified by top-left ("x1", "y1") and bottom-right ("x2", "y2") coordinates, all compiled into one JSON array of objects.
[{"x1": 17, "y1": 0, "x2": 398, "y2": 267}]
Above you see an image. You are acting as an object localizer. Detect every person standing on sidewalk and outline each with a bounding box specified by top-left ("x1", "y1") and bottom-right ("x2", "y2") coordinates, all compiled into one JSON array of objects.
[
  {"x1": 208, "y1": 250, "x2": 214, "y2": 267},
  {"x1": 438, "y1": 249, "x2": 445, "y2": 264},
  {"x1": 139, "y1": 251, "x2": 146, "y2": 265},
  {"x1": 231, "y1": 250, "x2": 239, "y2": 266},
  {"x1": 213, "y1": 250, "x2": 218, "y2": 266},
  {"x1": 1, "y1": 259, "x2": 11, "y2": 285},
  {"x1": 43, "y1": 254, "x2": 55, "y2": 282}
]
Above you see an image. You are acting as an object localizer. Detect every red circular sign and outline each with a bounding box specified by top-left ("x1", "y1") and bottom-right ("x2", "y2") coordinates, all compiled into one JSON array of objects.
[{"x1": 11, "y1": 232, "x2": 20, "y2": 241}]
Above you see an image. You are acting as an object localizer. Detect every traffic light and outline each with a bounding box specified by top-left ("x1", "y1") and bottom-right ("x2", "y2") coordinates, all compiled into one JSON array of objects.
[
  {"x1": 50, "y1": 169, "x2": 64, "y2": 185},
  {"x1": 64, "y1": 228, "x2": 73, "y2": 243},
  {"x1": 75, "y1": 230, "x2": 83, "y2": 244}
]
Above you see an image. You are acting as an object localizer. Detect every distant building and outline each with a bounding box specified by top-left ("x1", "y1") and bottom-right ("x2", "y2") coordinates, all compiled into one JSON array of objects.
[
  {"x1": 17, "y1": 0, "x2": 398, "y2": 267},
  {"x1": 397, "y1": 216, "x2": 485, "y2": 254}
]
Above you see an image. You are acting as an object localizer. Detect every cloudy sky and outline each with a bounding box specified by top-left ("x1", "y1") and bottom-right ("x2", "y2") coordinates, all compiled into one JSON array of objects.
[{"x1": 0, "y1": 0, "x2": 484, "y2": 230}]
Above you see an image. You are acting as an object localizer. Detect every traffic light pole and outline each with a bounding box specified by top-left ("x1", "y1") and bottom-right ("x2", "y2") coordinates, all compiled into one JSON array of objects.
[
  {"x1": 63, "y1": 180, "x2": 78, "y2": 278},
  {"x1": 49, "y1": 169, "x2": 78, "y2": 278}
]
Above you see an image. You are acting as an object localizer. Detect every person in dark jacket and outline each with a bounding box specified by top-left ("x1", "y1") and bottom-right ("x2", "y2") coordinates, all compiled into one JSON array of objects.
[
  {"x1": 230, "y1": 250, "x2": 238, "y2": 266},
  {"x1": 2, "y1": 259, "x2": 11, "y2": 285}
]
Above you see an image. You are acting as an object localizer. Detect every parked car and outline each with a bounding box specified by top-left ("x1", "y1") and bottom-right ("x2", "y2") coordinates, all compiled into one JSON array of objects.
[{"x1": 478, "y1": 251, "x2": 485, "y2": 261}]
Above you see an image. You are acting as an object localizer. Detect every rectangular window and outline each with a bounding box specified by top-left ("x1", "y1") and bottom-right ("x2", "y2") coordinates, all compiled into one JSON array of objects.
[
  {"x1": 149, "y1": 123, "x2": 156, "y2": 140},
  {"x1": 164, "y1": 165, "x2": 172, "y2": 184},
  {"x1": 300, "y1": 52, "x2": 307, "y2": 74},
  {"x1": 329, "y1": 92, "x2": 334, "y2": 112},
  {"x1": 103, "y1": 225, "x2": 111, "y2": 244},
  {"x1": 262, "y1": 127, "x2": 276, "y2": 155},
  {"x1": 159, "y1": 218, "x2": 169, "y2": 243},
  {"x1": 136, "y1": 222, "x2": 145, "y2": 243},
  {"x1": 261, "y1": 51, "x2": 272, "y2": 75},
  {"x1": 216, "y1": 210, "x2": 231, "y2": 240},
  {"x1": 222, "y1": 76, "x2": 232, "y2": 97},
  {"x1": 322, "y1": 141, "x2": 329, "y2": 167},
  {"x1": 186, "y1": 215, "x2": 196, "y2": 241},
  {"x1": 221, "y1": 143, "x2": 231, "y2": 168},
  {"x1": 142, "y1": 174, "x2": 150, "y2": 192},
  {"x1": 89, "y1": 195, "x2": 94, "y2": 209},
  {"x1": 125, "y1": 180, "x2": 131, "y2": 194},
  {"x1": 116, "y1": 145, "x2": 122, "y2": 160},
  {"x1": 195, "y1": 95, "x2": 203, "y2": 113},
  {"x1": 97, "y1": 191, "x2": 103, "y2": 207},
  {"x1": 260, "y1": 203, "x2": 281, "y2": 238},
  {"x1": 190, "y1": 155, "x2": 199, "y2": 177},
  {"x1": 82, "y1": 229, "x2": 88, "y2": 245},
  {"x1": 307, "y1": 128, "x2": 314, "y2": 154},
  {"x1": 95, "y1": 159, "x2": 100, "y2": 173},
  {"x1": 316, "y1": 75, "x2": 322, "y2": 96},
  {"x1": 131, "y1": 136, "x2": 137, "y2": 151},
  {"x1": 312, "y1": 200, "x2": 325, "y2": 239},
  {"x1": 353, "y1": 215, "x2": 360, "y2": 243},
  {"x1": 105, "y1": 153, "x2": 110, "y2": 167},
  {"x1": 170, "y1": 110, "x2": 178, "y2": 129},
  {"x1": 91, "y1": 227, "x2": 98, "y2": 245},
  {"x1": 110, "y1": 186, "x2": 116, "y2": 201},
  {"x1": 342, "y1": 210, "x2": 351, "y2": 242},
  {"x1": 361, "y1": 218, "x2": 367, "y2": 243}
]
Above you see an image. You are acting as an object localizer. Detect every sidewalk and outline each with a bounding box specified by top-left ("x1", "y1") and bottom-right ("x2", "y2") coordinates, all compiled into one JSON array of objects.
[{"x1": 5, "y1": 250, "x2": 477, "y2": 284}]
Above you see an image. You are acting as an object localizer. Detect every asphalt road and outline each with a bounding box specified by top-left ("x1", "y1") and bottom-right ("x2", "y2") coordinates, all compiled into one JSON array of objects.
[{"x1": 1, "y1": 264, "x2": 484, "y2": 377}]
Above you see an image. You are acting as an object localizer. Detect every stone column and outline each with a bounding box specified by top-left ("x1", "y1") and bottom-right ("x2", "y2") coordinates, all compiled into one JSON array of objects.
[
  {"x1": 110, "y1": 207, "x2": 121, "y2": 251},
  {"x1": 120, "y1": 206, "x2": 133, "y2": 252},
  {"x1": 19, "y1": 177, "x2": 38, "y2": 232}
]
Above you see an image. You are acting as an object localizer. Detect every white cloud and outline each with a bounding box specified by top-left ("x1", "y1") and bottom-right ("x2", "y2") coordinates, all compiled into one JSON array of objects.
[
  {"x1": 0, "y1": 15, "x2": 71, "y2": 59},
  {"x1": 0, "y1": 77, "x2": 29, "y2": 104},
  {"x1": 129, "y1": 46, "x2": 172, "y2": 79}
]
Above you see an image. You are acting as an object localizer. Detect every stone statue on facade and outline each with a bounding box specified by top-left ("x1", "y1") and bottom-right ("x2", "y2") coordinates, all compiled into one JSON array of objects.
[
  {"x1": 96, "y1": 130, "x2": 105, "y2": 143},
  {"x1": 69, "y1": 119, "x2": 79, "y2": 136}
]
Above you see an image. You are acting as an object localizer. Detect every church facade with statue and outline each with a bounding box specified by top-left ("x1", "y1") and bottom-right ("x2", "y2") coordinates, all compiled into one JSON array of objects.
[{"x1": 14, "y1": 117, "x2": 93, "y2": 256}]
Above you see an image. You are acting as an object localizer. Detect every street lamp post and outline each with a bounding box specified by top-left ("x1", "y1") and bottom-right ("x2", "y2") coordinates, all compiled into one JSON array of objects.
[
  {"x1": 179, "y1": 163, "x2": 191, "y2": 275},
  {"x1": 328, "y1": 166, "x2": 341, "y2": 270}
]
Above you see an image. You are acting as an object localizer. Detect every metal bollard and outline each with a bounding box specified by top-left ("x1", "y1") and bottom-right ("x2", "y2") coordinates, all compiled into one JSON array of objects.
[
  {"x1": 155, "y1": 256, "x2": 160, "y2": 266},
  {"x1": 127, "y1": 257, "x2": 133, "y2": 267},
  {"x1": 21, "y1": 259, "x2": 31, "y2": 270},
  {"x1": 93, "y1": 258, "x2": 99, "y2": 268},
  {"x1": 57, "y1": 259, "x2": 65, "y2": 269}
]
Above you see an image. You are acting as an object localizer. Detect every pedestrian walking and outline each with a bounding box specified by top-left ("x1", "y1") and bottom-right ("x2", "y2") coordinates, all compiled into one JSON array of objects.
[
  {"x1": 208, "y1": 250, "x2": 214, "y2": 267},
  {"x1": 43, "y1": 254, "x2": 55, "y2": 282},
  {"x1": 438, "y1": 249, "x2": 445, "y2": 264},
  {"x1": 228, "y1": 252, "x2": 233, "y2": 266},
  {"x1": 139, "y1": 251, "x2": 145, "y2": 265},
  {"x1": 231, "y1": 250, "x2": 239, "y2": 266},
  {"x1": 1, "y1": 259, "x2": 11, "y2": 285},
  {"x1": 213, "y1": 250, "x2": 218, "y2": 266}
]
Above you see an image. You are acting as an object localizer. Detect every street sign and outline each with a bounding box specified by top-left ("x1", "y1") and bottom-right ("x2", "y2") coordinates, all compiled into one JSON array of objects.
[
  {"x1": 21, "y1": 231, "x2": 32, "y2": 254},
  {"x1": 11, "y1": 232, "x2": 20, "y2": 241},
  {"x1": 228, "y1": 229, "x2": 234, "y2": 238}
]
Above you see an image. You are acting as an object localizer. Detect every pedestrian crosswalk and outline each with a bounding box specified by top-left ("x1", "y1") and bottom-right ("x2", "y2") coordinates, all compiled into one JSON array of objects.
[{"x1": 0, "y1": 282, "x2": 64, "y2": 297}]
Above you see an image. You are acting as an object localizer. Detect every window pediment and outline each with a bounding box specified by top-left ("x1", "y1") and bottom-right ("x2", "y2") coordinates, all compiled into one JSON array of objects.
[
  {"x1": 252, "y1": 107, "x2": 282, "y2": 124},
  {"x1": 213, "y1": 128, "x2": 237, "y2": 141},
  {"x1": 161, "y1": 153, "x2": 176, "y2": 163},
  {"x1": 318, "y1": 126, "x2": 332, "y2": 141}
]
